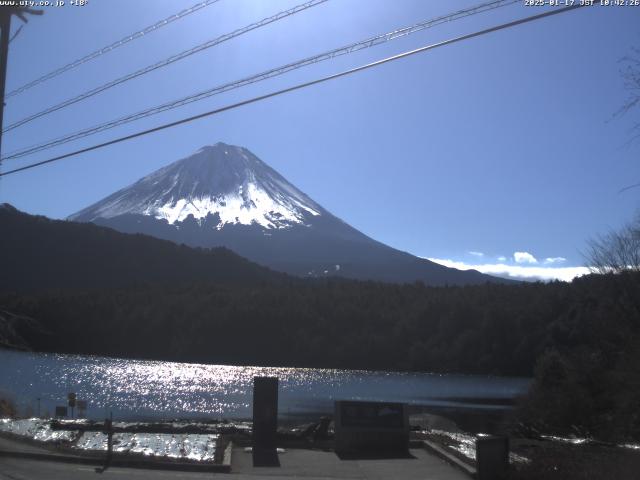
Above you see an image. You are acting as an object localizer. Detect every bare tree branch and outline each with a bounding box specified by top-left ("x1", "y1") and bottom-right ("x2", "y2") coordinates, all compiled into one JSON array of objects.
[{"x1": 585, "y1": 214, "x2": 640, "y2": 274}]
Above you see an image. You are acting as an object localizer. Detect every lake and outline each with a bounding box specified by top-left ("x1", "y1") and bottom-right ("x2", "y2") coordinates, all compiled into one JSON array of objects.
[{"x1": 0, "y1": 349, "x2": 530, "y2": 422}]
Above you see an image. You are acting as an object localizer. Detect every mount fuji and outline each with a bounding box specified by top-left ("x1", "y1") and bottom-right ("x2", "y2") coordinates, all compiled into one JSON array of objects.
[{"x1": 69, "y1": 142, "x2": 498, "y2": 285}]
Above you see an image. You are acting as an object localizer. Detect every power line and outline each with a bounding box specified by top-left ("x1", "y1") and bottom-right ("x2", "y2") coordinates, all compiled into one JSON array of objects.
[
  {"x1": 0, "y1": 4, "x2": 587, "y2": 178},
  {"x1": 5, "y1": 0, "x2": 222, "y2": 99},
  {"x1": 0, "y1": 6, "x2": 43, "y2": 164},
  {"x1": 2, "y1": 0, "x2": 519, "y2": 162},
  {"x1": 0, "y1": 10, "x2": 42, "y2": 200},
  {"x1": 2, "y1": 0, "x2": 328, "y2": 133}
]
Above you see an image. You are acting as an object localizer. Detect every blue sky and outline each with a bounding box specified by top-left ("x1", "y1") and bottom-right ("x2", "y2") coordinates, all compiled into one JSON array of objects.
[{"x1": 0, "y1": 0, "x2": 638, "y2": 281}]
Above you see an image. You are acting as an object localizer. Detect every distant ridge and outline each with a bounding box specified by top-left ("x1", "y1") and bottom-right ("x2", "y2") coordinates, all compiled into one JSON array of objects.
[{"x1": 0, "y1": 204, "x2": 284, "y2": 293}]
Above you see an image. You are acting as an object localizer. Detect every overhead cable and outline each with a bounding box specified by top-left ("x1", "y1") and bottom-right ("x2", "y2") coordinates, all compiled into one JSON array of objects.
[
  {"x1": 0, "y1": 4, "x2": 587, "y2": 178},
  {"x1": 2, "y1": 0, "x2": 518, "y2": 161},
  {"x1": 2, "y1": 0, "x2": 328, "y2": 132},
  {"x1": 6, "y1": 0, "x2": 223, "y2": 98}
]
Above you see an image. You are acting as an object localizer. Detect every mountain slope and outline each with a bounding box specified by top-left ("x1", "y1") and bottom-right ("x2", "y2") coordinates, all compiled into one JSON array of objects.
[
  {"x1": 0, "y1": 203, "x2": 284, "y2": 293},
  {"x1": 70, "y1": 142, "x2": 501, "y2": 286}
]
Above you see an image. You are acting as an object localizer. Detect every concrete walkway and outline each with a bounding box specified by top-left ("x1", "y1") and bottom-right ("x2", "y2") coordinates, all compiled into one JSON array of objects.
[
  {"x1": 0, "y1": 434, "x2": 73, "y2": 457},
  {"x1": 231, "y1": 447, "x2": 470, "y2": 479},
  {"x1": 0, "y1": 435, "x2": 471, "y2": 479},
  {"x1": 0, "y1": 457, "x2": 216, "y2": 479}
]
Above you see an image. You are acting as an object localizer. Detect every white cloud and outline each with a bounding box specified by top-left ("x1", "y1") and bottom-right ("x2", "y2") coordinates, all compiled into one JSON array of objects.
[
  {"x1": 468, "y1": 251, "x2": 484, "y2": 257},
  {"x1": 497, "y1": 256, "x2": 507, "y2": 262},
  {"x1": 514, "y1": 251, "x2": 538, "y2": 264},
  {"x1": 427, "y1": 258, "x2": 590, "y2": 282},
  {"x1": 544, "y1": 257, "x2": 567, "y2": 265}
]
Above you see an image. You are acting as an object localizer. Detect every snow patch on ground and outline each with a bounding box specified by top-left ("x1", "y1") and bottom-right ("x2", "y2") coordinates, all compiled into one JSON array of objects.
[
  {"x1": 0, "y1": 418, "x2": 218, "y2": 462},
  {"x1": 0, "y1": 418, "x2": 77, "y2": 442},
  {"x1": 428, "y1": 429, "x2": 531, "y2": 464},
  {"x1": 540, "y1": 434, "x2": 589, "y2": 445},
  {"x1": 74, "y1": 431, "x2": 217, "y2": 461}
]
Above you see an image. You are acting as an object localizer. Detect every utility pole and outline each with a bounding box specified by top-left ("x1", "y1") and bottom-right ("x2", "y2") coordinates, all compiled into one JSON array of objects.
[
  {"x1": 0, "y1": 9, "x2": 11, "y2": 160},
  {"x1": 0, "y1": 6, "x2": 42, "y2": 169}
]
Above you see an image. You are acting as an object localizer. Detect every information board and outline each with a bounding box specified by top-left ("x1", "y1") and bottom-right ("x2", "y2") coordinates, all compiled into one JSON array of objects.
[{"x1": 334, "y1": 400, "x2": 409, "y2": 456}]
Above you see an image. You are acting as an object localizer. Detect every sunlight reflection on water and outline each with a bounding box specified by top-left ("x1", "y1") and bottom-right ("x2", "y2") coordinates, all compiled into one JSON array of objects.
[{"x1": 0, "y1": 350, "x2": 530, "y2": 421}]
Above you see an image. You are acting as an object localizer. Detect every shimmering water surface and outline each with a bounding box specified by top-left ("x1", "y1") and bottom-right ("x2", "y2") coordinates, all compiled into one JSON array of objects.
[{"x1": 0, "y1": 350, "x2": 530, "y2": 421}]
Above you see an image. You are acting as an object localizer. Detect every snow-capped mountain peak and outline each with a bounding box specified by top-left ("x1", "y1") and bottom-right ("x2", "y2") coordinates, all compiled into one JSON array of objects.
[
  {"x1": 69, "y1": 142, "x2": 505, "y2": 285},
  {"x1": 69, "y1": 142, "x2": 323, "y2": 230}
]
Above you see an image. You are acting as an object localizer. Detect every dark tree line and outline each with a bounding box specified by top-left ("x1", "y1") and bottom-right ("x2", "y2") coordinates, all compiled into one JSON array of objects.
[
  {"x1": 0, "y1": 273, "x2": 636, "y2": 373},
  {"x1": 519, "y1": 271, "x2": 640, "y2": 441},
  {"x1": 0, "y1": 203, "x2": 287, "y2": 293},
  {"x1": 0, "y1": 279, "x2": 551, "y2": 375}
]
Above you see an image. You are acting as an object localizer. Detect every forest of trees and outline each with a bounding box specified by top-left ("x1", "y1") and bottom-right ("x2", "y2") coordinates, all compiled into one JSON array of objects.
[{"x1": 1, "y1": 270, "x2": 636, "y2": 373}]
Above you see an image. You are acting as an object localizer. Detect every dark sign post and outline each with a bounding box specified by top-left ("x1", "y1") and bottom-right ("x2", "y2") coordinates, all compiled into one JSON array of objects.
[
  {"x1": 54, "y1": 406, "x2": 67, "y2": 418},
  {"x1": 67, "y1": 392, "x2": 76, "y2": 419},
  {"x1": 98, "y1": 413, "x2": 114, "y2": 473},
  {"x1": 476, "y1": 435, "x2": 509, "y2": 480},
  {"x1": 252, "y1": 376, "x2": 279, "y2": 467},
  {"x1": 77, "y1": 400, "x2": 87, "y2": 418},
  {"x1": 334, "y1": 400, "x2": 409, "y2": 457}
]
